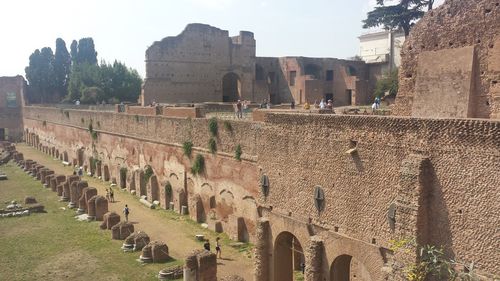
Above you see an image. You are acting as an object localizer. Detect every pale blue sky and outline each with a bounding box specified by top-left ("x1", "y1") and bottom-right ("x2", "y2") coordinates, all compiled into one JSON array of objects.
[{"x1": 0, "y1": 0, "x2": 444, "y2": 78}]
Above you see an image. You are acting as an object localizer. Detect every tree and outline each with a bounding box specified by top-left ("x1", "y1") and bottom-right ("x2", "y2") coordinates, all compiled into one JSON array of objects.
[
  {"x1": 74, "y1": 38, "x2": 97, "y2": 65},
  {"x1": 70, "y1": 40, "x2": 78, "y2": 64},
  {"x1": 53, "y1": 38, "x2": 71, "y2": 99},
  {"x1": 362, "y1": 0, "x2": 434, "y2": 36},
  {"x1": 374, "y1": 69, "x2": 398, "y2": 98},
  {"x1": 25, "y1": 47, "x2": 56, "y2": 103}
]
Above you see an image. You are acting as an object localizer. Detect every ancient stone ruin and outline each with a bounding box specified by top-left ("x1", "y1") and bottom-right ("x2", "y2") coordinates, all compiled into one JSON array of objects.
[
  {"x1": 111, "y1": 221, "x2": 134, "y2": 240},
  {"x1": 100, "y1": 211, "x2": 121, "y2": 230},
  {"x1": 140, "y1": 240, "x2": 169, "y2": 263},
  {"x1": 78, "y1": 187, "x2": 97, "y2": 214},
  {"x1": 87, "y1": 195, "x2": 108, "y2": 221},
  {"x1": 122, "y1": 230, "x2": 150, "y2": 252},
  {"x1": 183, "y1": 249, "x2": 217, "y2": 281}
]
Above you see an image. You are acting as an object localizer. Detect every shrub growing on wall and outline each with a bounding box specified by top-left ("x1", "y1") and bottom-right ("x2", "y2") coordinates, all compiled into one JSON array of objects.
[
  {"x1": 235, "y1": 144, "x2": 242, "y2": 161},
  {"x1": 191, "y1": 154, "x2": 205, "y2": 175},
  {"x1": 208, "y1": 138, "x2": 217, "y2": 154},
  {"x1": 208, "y1": 117, "x2": 218, "y2": 137},
  {"x1": 183, "y1": 141, "x2": 193, "y2": 157}
]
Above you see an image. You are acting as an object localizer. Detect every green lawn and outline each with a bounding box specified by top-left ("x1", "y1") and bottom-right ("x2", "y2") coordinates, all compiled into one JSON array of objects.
[{"x1": 0, "y1": 161, "x2": 181, "y2": 281}]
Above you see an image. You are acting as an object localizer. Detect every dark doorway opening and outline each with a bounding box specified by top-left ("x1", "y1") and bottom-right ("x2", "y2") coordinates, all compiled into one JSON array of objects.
[
  {"x1": 0, "y1": 128, "x2": 5, "y2": 141},
  {"x1": 222, "y1": 72, "x2": 241, "y2": 102}
]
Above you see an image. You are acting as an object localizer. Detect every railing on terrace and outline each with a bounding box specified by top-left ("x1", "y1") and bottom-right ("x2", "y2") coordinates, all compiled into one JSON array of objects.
[{"x1": 25, "y1": 103, "x2": 119, "y2": 112}]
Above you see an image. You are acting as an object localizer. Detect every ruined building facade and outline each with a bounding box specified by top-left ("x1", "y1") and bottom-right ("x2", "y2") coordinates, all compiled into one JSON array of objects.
[
  {"x1": 142, "y1": 24, "x2": 373, "y2": 106},
  {"x1": 393, "y1": 0, "x2": 500, "y2": 119},
  {"x1": 0, "y1": 76, "x2": 25, "y2": 141}
]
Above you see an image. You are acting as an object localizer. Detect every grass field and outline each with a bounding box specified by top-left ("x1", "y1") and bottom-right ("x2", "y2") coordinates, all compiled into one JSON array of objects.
[{"x1": 0, "y1": 161, "x2": 181, "y2": 281}]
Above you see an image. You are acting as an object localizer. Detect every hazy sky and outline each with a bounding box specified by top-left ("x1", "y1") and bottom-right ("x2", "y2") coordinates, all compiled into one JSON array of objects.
[{"x1": 0, "y1": 0, "x2": 444, "y2": 78}]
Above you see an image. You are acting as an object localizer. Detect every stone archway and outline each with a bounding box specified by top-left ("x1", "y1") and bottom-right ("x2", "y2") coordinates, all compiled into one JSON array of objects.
[
  {"x1": 330, "y1": 254, "x2": 371, "y2": 281},
  {"x1": 274, "y1": 231, "x2": 305, "y2": 281},
  {"x1": 222, "y1": 72, "x2": 241, "y2": 102}
]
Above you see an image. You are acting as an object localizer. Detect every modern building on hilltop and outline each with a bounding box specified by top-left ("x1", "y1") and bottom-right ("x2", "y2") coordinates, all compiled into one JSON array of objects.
[{"x1": 358, "y1": 30, "x2": 405, "y2": 74}]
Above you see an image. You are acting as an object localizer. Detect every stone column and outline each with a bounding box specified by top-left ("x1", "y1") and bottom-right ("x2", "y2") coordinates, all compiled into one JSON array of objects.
[
  {"x1": 254, "y1": 218, "x2": 271, "y2": 281},
  {"x1": 305, "y1": 235, "x2": 324, "y2": 281}
]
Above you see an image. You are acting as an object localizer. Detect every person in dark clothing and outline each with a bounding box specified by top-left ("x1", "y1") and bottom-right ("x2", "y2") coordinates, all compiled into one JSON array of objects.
[{"x1": 203, "y1": 240, "x2": 211, "y2": 251}]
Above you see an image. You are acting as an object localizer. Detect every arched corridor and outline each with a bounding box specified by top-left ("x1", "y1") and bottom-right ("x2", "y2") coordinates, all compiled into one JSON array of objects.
[
  {"x1": 274, "y1": 231, "x2": 305, "y2": 281},
  {"x1": 330, "y1": 254, "x2": 371, "y2": 281}
]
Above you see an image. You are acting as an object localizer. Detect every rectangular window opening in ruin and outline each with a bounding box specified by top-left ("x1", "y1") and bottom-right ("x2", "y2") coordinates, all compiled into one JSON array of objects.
[
  {"x1": 326, "y1": 70, "x2": 334, "y2": 81},
  {"x1": 289, "y1": 71, "x2": 296, "y2": 86}
]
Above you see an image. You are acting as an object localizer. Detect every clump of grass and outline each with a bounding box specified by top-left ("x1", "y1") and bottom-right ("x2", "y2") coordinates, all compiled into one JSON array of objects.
[
  {"x1": 191, "y1": 154, "x2": 205, "y2": 175},
  {"x1": 183, "y1": 141, "x2": 193, "y2": 157},
  {"x1": 235, "y1": 144, "x2": 242, "y2": 161},
  {"x1": 208, "y1": 117, "x2": 218, "y2": 137},
  {"x1": 208, "y1": 138, "x2": 217, "y2": 154},
  {"x1": 88, "y1": 123, "x2": 93, "y2": 133}
]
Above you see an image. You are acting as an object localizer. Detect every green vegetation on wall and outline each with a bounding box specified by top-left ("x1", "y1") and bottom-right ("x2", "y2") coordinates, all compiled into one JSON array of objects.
[
  {"x1": 208, "y1": 138, "x2": 217, "y2": 154},
  {"x1": 235, "y1": 144, "x2": 242, "y2": 161},
  {"x1": 183, "y1": 141, "x2": 193, "y2": 157},
  {"x1": 208, "y1": 117, "x2": 218, "y2": 137},
  {"x1": 191, "y1": 154, "x2": 205, "y2": 175}
]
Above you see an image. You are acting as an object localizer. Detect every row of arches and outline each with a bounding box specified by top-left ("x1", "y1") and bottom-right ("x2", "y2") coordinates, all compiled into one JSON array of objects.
[{"x1": 274, "y1": 231, "x2": 372, "y2": 281}]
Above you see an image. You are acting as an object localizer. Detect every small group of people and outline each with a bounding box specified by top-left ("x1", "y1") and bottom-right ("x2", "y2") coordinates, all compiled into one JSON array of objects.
[
  {"x1": 234, "y1": 100, "x2": 250, "y2": 118},
  {"x1": 371, "y1": 96, "x2": 381, "y2": 111},
  {"x1": 203, "y1": 237, "x2": 222, "y2": 258},
  {"x1": 314, "y1": 99, "x2": 333, "y2": 110},
  {"x1": 106, "y1": 188, "x2": 115, "y2": 203}
]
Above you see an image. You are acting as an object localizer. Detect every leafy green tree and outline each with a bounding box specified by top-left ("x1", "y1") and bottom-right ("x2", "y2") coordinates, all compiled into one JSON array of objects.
[
  {"x1": 53, "y1": 38, "x2": 71, "y2": 99},
  {"x1": 99, "y1": 60, "x2": 142, "y2": 103},
  {"x1": 74, "y1": 38, "x2": 97, "y2": 65},
  {"x1": 363, "y1": 0, "x2": 434, "y2": 36},
  {"x1": 25, "y1": 47, "x2": 56, "y2": 103},
  {"x1": 66, "y1": 63, "x2": 101, "y2": 103},
  {"x1": 70, "y1": 40, "x2": 78, "y2": 64},
  {"x1": 374, "y1": 69, "x2": 398, "y2": 98}
]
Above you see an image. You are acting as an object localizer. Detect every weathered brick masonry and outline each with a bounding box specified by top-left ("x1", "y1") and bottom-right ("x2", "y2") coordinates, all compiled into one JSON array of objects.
[{"x1": 23, "y1": 106, "x2": 499, "y2": 280}]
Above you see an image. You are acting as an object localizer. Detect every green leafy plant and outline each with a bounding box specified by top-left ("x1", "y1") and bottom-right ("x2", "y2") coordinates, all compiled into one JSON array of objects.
[
  {"x1": 208, "y1": 138, "x2": 217, "y2": 154},
  {"x1": 91, "y1": 131, "x2": 98, "y2": 141},
  {"x1": 191, "y1": 154, "x2": 205, "y2": 175},
  {"x1": 235, "y1": 144, "x2": 242, "y2": 161},
  {"x1": 223, "y1": 120, "x2": 233, "y2": 132},
  {"x1": 144, "y1": 165, "x2": 154, "y2": 183},
  {"x1": 208, "y1": 117, "x2": 218, "y2": 137},
  {"x1": 183, "y1": 141, "x2": 193, "y2": 157},
  {"x1": 88, "y1": 123, "x2": 93, "y2": 133}
]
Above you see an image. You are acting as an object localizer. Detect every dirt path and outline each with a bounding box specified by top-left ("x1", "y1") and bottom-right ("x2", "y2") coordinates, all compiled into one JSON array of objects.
[{"x1": 17, "y1": 144, "x2": 254, "y2": 280}]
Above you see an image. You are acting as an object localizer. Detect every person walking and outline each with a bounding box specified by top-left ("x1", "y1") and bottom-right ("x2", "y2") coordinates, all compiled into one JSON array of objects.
[
  {"x1": 123, "y1": 204, "x2": 130, "y2": 222},
  {"x1": 236, "y1": 100, "x2": 243, "y2": 119},
  {"x1": 109, "y1": 188, "x2": 114, "y2": 203},
  {"x1": 215, "y1": 237, "x2": 222, "y2": 258}
]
